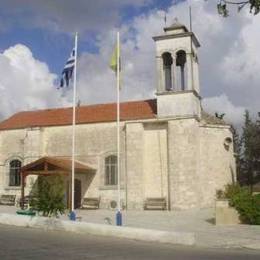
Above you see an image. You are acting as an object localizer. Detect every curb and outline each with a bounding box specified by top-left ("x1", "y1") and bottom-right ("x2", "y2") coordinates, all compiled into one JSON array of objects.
[{"x1": 0, "y1": 213, "x2": 195, "y2": 246}]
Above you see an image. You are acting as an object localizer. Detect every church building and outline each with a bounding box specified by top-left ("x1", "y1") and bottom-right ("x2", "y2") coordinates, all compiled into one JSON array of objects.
[{"x1": 0, "y1": 22, "x2": 236, "y2": 210}]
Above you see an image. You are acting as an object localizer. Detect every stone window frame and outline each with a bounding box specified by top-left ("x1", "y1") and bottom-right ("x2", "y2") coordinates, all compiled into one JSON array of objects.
[
  {"x1": 99, "y1": 151, "x2": 125, "y2": 191},
  {"x1": 175, "y1": 49, "x2": 187, "y2": 91},
  {"x1": 162, "y1": 51, "x2": 174, "y2": 91},
  {"x1": 104, "y1": 155, "x2": 118, "y2": 186},
  {"x1": 5, "y1": 156, "x2": 23, "y2": 189}
]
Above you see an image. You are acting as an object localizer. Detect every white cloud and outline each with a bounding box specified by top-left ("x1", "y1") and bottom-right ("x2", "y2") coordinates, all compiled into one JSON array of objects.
[
  {"x1": 73, "y1": 0, "x2": 258, "y2": 127},
  {"x1": 0, "y1": 0, "x2": 151, "y2": 34},
  {"x1": 202, "y1": 94, "x2": 245, "y2": 126},
  {"x1": 1, "y1": 0, "x2": 260, "y2": 128},
  {"x1": 0, "y1": 44, "x2": 68, "y2": 118},
  {"x1": 219, "y1": 12, "x2": 260, "y2": 113}
]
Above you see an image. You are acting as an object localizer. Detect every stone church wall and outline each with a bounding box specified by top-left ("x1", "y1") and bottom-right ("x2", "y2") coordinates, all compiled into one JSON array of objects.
[
  {"x1": 125, "y1": 123, "x2": 144, "y2": 209},
  {"x1": 0, "y1": 117, "x2": 236, "y2": 211},
  {"x1": 168, "y1": 118, "x2": 200, "y2": 210},
  {"x1": 198, "y1": 125, "x2": 236, "y2": 208},
  {"x1": 143, "y1": 123, "x2": 168, "y2": 200},
  {"x1": 0, "y1": 122, "x2": 128, "y2": 209},
  {"x1": 42, "y1": 122, "x2": 127, "y2": 209},
  {"x1": 0, "y1": 128, "x2": 40, "y2": 196}
]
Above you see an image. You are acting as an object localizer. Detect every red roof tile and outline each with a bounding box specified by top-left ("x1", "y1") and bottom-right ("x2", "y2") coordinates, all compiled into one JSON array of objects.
[{"x1": 0, "y1": 99, "x2": 157, "y2": 130}]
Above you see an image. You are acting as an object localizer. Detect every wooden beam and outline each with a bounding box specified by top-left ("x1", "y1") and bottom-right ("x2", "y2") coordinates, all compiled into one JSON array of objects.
[
  {"x1": 23, "y1": 170, "x2": 68, "y2": 176},
  {"x1": 44, "y1": 161, "x2": 48, "y2": 171},
  {"x1": 21, "y1": 157, "x2": 46, "y2": 172},
  {"x1": 21, "y1": 171, "x2": 25, "y2": 209}
]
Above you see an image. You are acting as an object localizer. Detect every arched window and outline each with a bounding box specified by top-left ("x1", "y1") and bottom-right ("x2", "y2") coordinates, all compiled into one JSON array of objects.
[
  {"x1": 105, "y1": 155, "x2": 117, "y2": 185},
  {"x1": 176, "y1": 50, "x2": 187, "y2": 91},
  {"x1": 162, "y1": 52, "x2": 173, "y2": 91},
  {"x1": 9, "y1": 160, "x2": 22, "y2": 186}
]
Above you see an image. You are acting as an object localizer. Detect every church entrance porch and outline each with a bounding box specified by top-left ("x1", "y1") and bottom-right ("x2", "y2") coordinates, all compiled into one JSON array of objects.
[
  {"x1": 20, "y1": 156, "x2": 96, "y2": 210},
  {"x1": 74, "y1": 179, "x2": 82, "y2": 209},
  {"x1": 66, "y1": 179, "x2": 82, "y2": 209}
]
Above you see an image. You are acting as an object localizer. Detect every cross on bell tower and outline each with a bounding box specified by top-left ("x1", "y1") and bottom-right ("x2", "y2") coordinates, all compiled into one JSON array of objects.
[{"x1": 153, "y1": 19, "x2": 201, "y2": 119}]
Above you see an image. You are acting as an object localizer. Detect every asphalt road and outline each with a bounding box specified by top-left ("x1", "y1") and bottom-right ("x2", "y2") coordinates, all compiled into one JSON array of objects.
[{"x1": 0, "y1": 224, "x2": 260, "y2": 260}]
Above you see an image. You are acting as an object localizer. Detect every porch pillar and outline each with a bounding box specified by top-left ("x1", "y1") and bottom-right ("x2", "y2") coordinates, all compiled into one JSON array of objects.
[{"x1": 21, "y1": 171, "x2": 25, "y2": 209}]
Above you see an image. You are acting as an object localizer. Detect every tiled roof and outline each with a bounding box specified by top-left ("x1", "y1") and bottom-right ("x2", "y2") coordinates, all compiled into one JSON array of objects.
[
  {"x1": 0, "y1": 98, "x2": 227, "y2": 131},
  {"x1": 0, "y1": 99, "x2": 157, "y2": 130}
]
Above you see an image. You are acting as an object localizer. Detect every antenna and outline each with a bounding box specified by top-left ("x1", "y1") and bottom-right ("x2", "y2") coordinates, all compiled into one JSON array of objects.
[
  {"x1": 189, "y1": 6, "x2": 193, "y2": 32},
  {"x1": 164, "y1": 10, "x2": 167, "y2": 27},
  {"x1": 189, "y1": 5, "x2": 194, "y2": 90},
  {"x1": 189, "y1": 6, "x2": 193, "y2": 55}
]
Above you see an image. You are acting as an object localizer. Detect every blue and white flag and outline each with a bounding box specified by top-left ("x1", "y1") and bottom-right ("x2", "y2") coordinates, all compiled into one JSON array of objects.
[{"x1": 60, "y1": 48, "x2": 75, "y2": 88}]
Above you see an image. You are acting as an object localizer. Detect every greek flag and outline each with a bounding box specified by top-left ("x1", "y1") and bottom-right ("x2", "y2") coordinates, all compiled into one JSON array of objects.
[{"x1": 60, "y1": 48, "x2": 75, "y2": 87}]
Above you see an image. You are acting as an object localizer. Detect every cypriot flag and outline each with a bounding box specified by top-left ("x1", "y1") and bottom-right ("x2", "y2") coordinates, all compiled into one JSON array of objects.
[{"x1": 110, "y1": 39, "x2": 121, "y2": 73}]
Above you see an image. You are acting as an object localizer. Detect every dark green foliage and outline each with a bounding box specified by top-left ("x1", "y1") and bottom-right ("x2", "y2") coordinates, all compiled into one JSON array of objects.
[
  {"x1": 224, "y1": 183, "x2": 242, "y2": 199},
  {"x1": 231, "y1": 126, "x2": 242, "y2": 181},
  {"x1": 31, "y1": 175, "x2": 66, "y2": 217},
  {"x1": 239, "y1": 111, "x2": 260, "y2": 191},
  {"x1": 224, "y1": 184, "x2": 260, "y2": 225},
  {"x1": 232, "y1": 111, "x2": 260, "y2": 192},
  {"x1": 249, "y1": 0, "x2": 260, "y2": 14},
  {"x1": 217, "y1": 2, "x2": 229, "y2": 17},
  {"x1": 215, "y1": 1, "x2": 260, "y2": 16}
]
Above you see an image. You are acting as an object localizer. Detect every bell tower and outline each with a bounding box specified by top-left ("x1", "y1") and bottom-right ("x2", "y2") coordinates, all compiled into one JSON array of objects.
[{"x1": 153, "y1": 20, "x2": 201, "y2": 119}]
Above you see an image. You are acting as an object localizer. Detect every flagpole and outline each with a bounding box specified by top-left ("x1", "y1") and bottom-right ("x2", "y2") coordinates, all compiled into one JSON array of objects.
[
  {"x1": 71, "y1": 32, "x2": 78, "y2": 214},
  {"x1": 116, "y1": 31, "x2": 122, "y2": 225}
]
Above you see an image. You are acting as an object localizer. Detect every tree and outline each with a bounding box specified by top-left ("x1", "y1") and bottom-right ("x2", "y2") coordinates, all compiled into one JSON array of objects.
[
  {"x1": 231, "y1": 125, "x2": 242, "y2": 181},
  {"x1": 31, "y1": 175, "x2": 66, "y2": 217},
  {"x1": 239, "y1": 110, "x2": 260, "y2": 192},
  {"x1": 215, "y1": 0, "x2": 260, "y2": 17}
]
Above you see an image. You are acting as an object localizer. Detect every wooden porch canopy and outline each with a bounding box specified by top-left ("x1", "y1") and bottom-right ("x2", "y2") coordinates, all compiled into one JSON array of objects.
[
  {"x1": 20, "y1": 156, "x2": 95, "y2": 208},
  {"x1": 21, "y1": 156, "x2": 95, "y2": 178}
]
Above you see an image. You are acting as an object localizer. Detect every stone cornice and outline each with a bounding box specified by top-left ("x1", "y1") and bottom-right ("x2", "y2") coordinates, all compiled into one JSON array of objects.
[
  {"x1": 156, "y1": 90, "x2": 202, "y2": 100},
  {"x1": 153, "y1": 32, "x2": 200, "y2": 48}
]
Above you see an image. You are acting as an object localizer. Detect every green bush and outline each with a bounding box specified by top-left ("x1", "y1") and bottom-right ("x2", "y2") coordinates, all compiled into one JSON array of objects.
[
  {"x1": 252, "y1": 194, "x2": 260, "y2": 225},
  {"x1": 31, "y1": 175, "x2": 66, "y2": 217},
  {"x1": 222, "y1": 184, "x2": 260, "y2": 225},
  {"x1": 224, "y1": 184, "x2": 241, "y2": 201}
]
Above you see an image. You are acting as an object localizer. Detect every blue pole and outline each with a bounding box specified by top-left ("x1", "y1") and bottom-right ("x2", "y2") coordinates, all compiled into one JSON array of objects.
[
  {"x1": 116, "y1": 210, "x2": 122, "y2": 226},
  {"x1": 69, "y1": 210, "x2": 76, "y2": 221}
]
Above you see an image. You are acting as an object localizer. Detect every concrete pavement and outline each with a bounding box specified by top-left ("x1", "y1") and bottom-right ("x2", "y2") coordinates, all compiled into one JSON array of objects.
[
  {"x1": 0, "y1": 206, "x2": 259, "y2": 249},
  {"x1": 1, "y1": 224, "x2": 260, "y2": 260}
]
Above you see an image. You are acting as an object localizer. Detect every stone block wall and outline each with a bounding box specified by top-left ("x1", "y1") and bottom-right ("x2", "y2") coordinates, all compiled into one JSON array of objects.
[
  {"x1": 198, "y1": 125, "x2": 236, "y2": 208},
  {"x1": 125, "y1": 123, "x2": 144, "y2": 209},
  {"x1": 0, "y1": 115, "x2": 236, "y2": 211},
  {"x1": 143, "y1": 123, "x2": 168, "y2": 200},
  {"x1": 168, "y1": 118, "x2": 200, "y2": 210}
]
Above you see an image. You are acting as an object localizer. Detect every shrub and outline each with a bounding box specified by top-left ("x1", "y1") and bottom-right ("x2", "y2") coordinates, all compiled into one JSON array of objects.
[
  {"x1": 31, "y1": 175, "x2": 66, "y2": 217},
  {"x1": 224, "y1": 183, "x2": 242, "y2": 201},
  {"x1": 221, "y1": 184, "x2": 260, "y2": 225},
  {"x1": 252, "y1": 194, "x2": 260, "y2": 225}
]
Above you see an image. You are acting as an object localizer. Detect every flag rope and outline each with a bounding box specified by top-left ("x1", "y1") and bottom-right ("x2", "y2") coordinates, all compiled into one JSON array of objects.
[
  {"x1": 116, "y1": 31, "x2": 121, "y2": 214},
  {"x1": 71, "y1": 32, "x2": 78, "y2": 212}
]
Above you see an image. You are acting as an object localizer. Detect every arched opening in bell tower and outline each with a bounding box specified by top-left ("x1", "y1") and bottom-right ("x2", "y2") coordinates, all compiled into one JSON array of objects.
[
  {"x1": 176, "y1": 50, "x2": 187, "y2": 91},
  {"x1": 162, "y1": 52, "x2": 173, "y2": 91}
]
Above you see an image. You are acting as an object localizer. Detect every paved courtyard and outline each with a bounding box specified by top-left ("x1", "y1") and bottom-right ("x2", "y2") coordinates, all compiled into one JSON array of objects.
[{"x1": 0, "y1": 206, "x2": 259, "y2": 249}]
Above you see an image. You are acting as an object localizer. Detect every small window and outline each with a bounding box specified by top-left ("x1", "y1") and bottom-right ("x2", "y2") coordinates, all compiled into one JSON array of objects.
[
  {"x1": 162, "y1": 52, "x2": 173, "y2": 91},
  {"x1": 105, "y1": 155, "x2": 117, "y2": 185},
  {"x1": 176, "y1": 50, "x2": 187, "y2": 91},
  {"x1": 9, "y1": 160, "x2": 22, "y2": 186}
]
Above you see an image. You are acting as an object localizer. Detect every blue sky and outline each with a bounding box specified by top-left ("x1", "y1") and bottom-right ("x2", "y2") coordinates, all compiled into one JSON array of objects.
[
  {"x1": 0, "y1": 0, "x2": 259, "y2": 126},
  {"x1": 0, "y1": 0, "x2": 177, "y2": 75}
]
